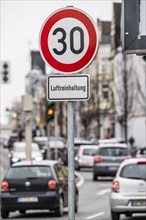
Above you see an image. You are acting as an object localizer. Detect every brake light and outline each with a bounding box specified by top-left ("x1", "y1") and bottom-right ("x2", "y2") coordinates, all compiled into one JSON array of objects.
[
  {"x1": 94, "y1": 156, "x2": 104, "y2": 163},
  {"x1": 1, "y1": 181, "x2": 9, "y2": 191},
  {"x1": 137, "y1": 161, "x2": 146, "y2": 164},
  {"x1": 112, "y1": 180, "x2": 119, "y2": 193},
  {"x1": 48, "y1": 180, "x2": 57, "y2": 189}
]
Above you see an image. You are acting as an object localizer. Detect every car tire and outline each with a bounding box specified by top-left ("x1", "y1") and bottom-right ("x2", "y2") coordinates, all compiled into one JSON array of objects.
[
  {"x1": 75, "y1": 194, "x2": 79, "y2": 213},
  {"x1": 125, "y1": 213, "x2": 132, "y2": 217},
  {"x1": 55, "y1": 196, "x2": 64, "y2": 217},
  {"x1": 19, "y1": 210, "x2": 26, "y2": 214},
  {"x1": 111, "y1": 210, "x2": 120, "y2": 220},
  {"x1": 93, "y1": 173, "x2": 97, "y2": 181},
  {"x1": 1, "y1": 209, "x2": 9, "y2": 219}
]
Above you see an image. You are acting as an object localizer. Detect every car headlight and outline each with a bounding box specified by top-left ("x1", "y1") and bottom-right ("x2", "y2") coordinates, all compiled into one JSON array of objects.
[
  {"x1": 35, "y1": 156, "x2": 43, "y2": 161},
  {"x1": 12, "y1": 157, "x2": 19, "y2": 162}
]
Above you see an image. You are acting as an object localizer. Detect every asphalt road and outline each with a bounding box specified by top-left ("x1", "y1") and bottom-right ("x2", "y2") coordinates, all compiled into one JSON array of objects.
[{"x1": 0, "y1": 145, "x2": 146, "y2": 220}]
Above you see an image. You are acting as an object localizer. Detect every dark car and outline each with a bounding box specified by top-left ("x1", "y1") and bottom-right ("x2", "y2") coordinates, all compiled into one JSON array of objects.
[
  {"x1": 1, "y1": 160, "x2": 79, "y2": 218},
  {"x1": 136, "y1": 146, "x2": 146, "y2": 158},
  {"x1": 93, "y1": 143, "x2": 131, "y2": 180}
]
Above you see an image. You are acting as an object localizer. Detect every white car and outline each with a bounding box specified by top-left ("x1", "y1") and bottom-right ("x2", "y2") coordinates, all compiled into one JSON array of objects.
[
  {"x1": 110, "y1": 158, "x2": 146, "y2": 220},
  {"x1": 10, "y1": 142, "x2": 43, "y2": 164},
  {"x1": 75, "y1": 145, "x2": 99, "y2": 170}
]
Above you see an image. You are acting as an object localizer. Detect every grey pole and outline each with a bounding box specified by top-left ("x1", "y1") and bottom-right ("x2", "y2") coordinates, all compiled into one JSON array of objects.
[{"x1": 67, "y1": 101, "x2": 75, "y2": 220}]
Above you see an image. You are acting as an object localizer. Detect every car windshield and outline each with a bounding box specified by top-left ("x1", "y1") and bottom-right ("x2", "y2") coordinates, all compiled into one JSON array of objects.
[
  {"x1": 83, "y1": 148, "x2": 97, "y2": 156},
  {"x1": 98, "y1": 147, "x2": 128, "y2": 156},
  {"x1": 13, "y1": 144, "x2": 39, "y2": 152},
  {"x1": 120, "y1": 164, "x2": 146, "y2": 180},
  {"x1": 49, "y1": 141, "x2": 64, "y2": 148},
  {"x1": 6, "y1": 166, "x2": 52, "y2": 179}
]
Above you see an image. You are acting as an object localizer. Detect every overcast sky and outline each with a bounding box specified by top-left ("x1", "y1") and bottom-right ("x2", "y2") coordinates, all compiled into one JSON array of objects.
[{"x1": 1, "y1": 0, "x2": 121, "y2": 124}]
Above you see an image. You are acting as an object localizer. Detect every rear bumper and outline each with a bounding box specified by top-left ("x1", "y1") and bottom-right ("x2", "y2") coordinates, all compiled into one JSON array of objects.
[
  {"x1": 110, "y1": 193, "x2": 146, "y2": 213},
  {"x1": 93, "y1": 164, "x2": 119, "y2": 176},
  {"x1": 1, "y1": 191, "x2": 60, "y2": 211}
]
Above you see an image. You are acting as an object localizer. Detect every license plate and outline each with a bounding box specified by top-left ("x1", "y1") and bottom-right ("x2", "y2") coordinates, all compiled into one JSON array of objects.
[
  {"x1": 132, "y1": 200, "x2": 146, "y2": 206},
  {"x1": 17, "y1": 197, "x2": 38, "y2": 203}
]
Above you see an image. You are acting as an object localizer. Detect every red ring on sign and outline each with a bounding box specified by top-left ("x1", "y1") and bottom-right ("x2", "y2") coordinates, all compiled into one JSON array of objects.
[{"x1": 40, "y1": 8, "x2": 98, "y2": 73}]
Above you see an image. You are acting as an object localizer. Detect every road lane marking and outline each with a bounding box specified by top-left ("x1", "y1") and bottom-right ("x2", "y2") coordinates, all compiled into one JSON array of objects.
[
  {"x1": 96, "y1": 189, "x2": 110, "y2": 196},
  {"x1": 86, "y1": 212, "x2": 105, "y2": 219},
  {"x1": 75, "y1": 172, "x2": 84, "y2": 187}
]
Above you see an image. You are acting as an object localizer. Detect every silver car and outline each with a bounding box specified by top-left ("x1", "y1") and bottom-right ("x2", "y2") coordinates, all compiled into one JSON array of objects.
[
  {"x1": 75, "y1": 145, "x2": 99, "y2": 170},
  {"x1": 110, "y1": 158, "x2": 146, "y2": 220}
]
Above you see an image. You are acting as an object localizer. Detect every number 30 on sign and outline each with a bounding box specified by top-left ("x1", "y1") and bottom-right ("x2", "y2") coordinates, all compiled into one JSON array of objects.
[{"x1": 39, "y1": 7, "x2": 98, "y2": 74}]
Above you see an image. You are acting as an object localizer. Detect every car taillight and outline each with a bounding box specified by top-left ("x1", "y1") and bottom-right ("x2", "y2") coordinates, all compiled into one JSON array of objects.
[
  {"x1": 48, "y1": 180, "x2": 57, "y2": 189},
  {"x1": 112, "y1": 180, "x2": 119, "y2": 193},
  {"x1": 137, "y1": 161, "x2": 146, "y2": 164},
  {"x1": 1, "y1": 181, "x2": 9, "y2": 191},
  {"x1": 94, "y1": 156, "x2": 104, "y2": 163}
]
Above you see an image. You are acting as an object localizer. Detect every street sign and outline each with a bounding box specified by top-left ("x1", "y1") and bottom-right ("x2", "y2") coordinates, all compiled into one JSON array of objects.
[
  {"x1": 47, "y1": 74, "x2": 90, "y2": 101},
  {"x1": 39, "y1": 7, "x2": 98, "y2": 73}
]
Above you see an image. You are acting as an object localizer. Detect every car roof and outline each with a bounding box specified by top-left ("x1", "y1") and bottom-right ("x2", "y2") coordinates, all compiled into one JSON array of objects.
[
  {"x1": 119, "y1": 158, "x2": 146, "y2": 169},
  {"x1": 98, "y1": 138, "x2": 125, "y2": 144},
  {"x1": 11, "y1": 160, "x2": 58, "y2": 167},
  {"x1": 98, "y1": 143, "x2": 128, "y2": 148},
  {"x1": 79, "y1": 144, "x2": 99, "y2": 149},
  {"x1": 33, "y1": 136, "x2": 48, "y2": 141},
  {"x1": 13, "y1": 142, "x2": 39, "y2": 147}
]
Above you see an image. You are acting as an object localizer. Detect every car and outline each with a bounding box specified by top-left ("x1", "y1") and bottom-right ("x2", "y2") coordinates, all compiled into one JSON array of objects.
[
  {"x1": 33, "y1": 136, "x2": 48, "y2": 159},
  {"x1": 136, "y1": 146, "x2": 146, "y2": 158},
  {"x1": 48, "y1": 139, "x2": 67, "y2": 164},
  {"x1": 110, "y1": 158, "x2": 146, "y2": 220},
  {"x1": 75, "y1": 145, "x2": 99, "y2": 170},
  {"x1": 9, "y1": 142, "x2": 43, "y2": 164},
  {"x1": 74, "y1": 138, "x2": 94, "y2": 156},
  {"x1": 93, "y1": 143, "x2": 131, "y2": 180},
  {"x1": 0, "y1": 160, "x2": 79, "y2": 218}
]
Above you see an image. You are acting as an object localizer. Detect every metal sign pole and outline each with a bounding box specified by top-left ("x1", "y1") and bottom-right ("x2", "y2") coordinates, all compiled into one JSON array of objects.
[{"x1": 67, "y1": 101, "x2": 75, "y2": 220}]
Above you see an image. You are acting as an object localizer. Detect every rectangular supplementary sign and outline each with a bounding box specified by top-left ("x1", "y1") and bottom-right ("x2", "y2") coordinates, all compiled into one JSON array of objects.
[{"x1": 47, "y1": 74, "x2": 90, "y2": 101}]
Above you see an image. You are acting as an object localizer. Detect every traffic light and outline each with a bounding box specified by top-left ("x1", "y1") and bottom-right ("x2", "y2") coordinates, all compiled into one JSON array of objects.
[
  {"x1": 2, "y1": 61, "x2": 10, "y2": 83},
  {"x1": 47, "y1": 102, "x2": 55, "y2": 122}
]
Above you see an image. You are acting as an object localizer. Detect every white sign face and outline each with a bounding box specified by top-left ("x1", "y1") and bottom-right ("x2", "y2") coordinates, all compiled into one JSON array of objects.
[
  {"x1": 40, "y1": 7, "x2": 98, "y2": 73},
  {"x1": 47, "y1": 74, "x2": 90, "y2": 101}
]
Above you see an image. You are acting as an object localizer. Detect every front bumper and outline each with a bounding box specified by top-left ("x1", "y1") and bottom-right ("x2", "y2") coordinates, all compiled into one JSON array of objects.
[{"x1": 1, "y1": 191, "x2": 60, "y2": 211}]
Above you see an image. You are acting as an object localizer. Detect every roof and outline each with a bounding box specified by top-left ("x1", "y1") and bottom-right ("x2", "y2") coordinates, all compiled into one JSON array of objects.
[
  {"x1": 98, "y1": 143, "x2": 128, "y2": 148},
  {"x1": 119, "y1": 158, "x2": 146, "y2": 167},
  {"x1": 79, "y1": 145, "x2": 99, "y2": 149},
  {"x1": 12, "y1": 160, "x2": 58, "y2": 167}
]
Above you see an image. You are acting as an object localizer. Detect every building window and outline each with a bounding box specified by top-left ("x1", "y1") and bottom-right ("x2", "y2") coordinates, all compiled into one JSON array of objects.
[
  {"x1": 101, "y1": 58, "x2": 109, "y2": 74},
  {"x1": 102, "y1": 84, "x2": 109, "y2": 100}
]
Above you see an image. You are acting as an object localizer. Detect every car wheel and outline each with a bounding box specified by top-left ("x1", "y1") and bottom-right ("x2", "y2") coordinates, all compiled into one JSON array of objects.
[
  {"x1": 55, "y1": 196, "x2": 64, "y2": 217},
  {"x1": 75, "y1": 194, "x2": 79, "y2": 213},
  {"x1": 19, "y1": 210, "x2": 26, "y2": 214},
  {"x1": 1, "y1": 209, "x2": 9, "y2": 219},
  {"x1": 125, "y1": 213, "x2": 132, "y2": 217},
  {"x1": 93, "y1": 173, "x2": 97, "y2": 181},
  {"x1": 111, "y1": 210, "x2": 120, "y2": 220}
]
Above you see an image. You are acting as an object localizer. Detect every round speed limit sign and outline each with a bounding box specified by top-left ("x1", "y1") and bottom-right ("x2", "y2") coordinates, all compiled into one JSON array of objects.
[{"x1": 39, "y1": 7, "x2": 98, "y2": 73}]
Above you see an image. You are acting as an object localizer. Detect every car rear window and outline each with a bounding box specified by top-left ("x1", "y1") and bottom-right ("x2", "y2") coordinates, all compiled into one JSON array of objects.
[
  {"x1": 120, "y1": 164, "x2": 146, "y2": 180},
  {"x1": 83, "y1": 148, "x2": 97, "y2": 156},
  {"x1": 6, "y1": 166, "x2": 52, "y2": 179},
  {"x1": 98, "y1": 147, "x2": 128, "y2": 156}
]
